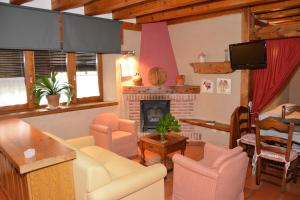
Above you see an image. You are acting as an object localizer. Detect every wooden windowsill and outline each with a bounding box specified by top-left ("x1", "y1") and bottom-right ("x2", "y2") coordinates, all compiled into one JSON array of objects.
[{"x1": 0, "y1": 101, "x2": 118, "y2": 120}]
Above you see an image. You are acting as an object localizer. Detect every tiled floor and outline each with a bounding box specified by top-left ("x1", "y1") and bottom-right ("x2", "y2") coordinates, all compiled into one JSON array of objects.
[{"x1": 161, "y1": 143, "x2": 300, "y2": 200}]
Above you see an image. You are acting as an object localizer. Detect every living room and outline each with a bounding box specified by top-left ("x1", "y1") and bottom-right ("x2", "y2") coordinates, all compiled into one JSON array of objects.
[{"x1": 0, "y1": 0, "x2": 300, "y2": 200}]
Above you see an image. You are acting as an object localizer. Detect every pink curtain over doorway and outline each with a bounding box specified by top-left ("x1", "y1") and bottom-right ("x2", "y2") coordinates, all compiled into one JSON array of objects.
[{"x1": 252, "y1": 38, "x2": 300, "y2": 113}]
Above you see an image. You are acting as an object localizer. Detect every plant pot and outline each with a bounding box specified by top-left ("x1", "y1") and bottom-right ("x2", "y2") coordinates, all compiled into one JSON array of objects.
[{"x1": 46, "y1": 94, "x2": 60, "y2": 108}]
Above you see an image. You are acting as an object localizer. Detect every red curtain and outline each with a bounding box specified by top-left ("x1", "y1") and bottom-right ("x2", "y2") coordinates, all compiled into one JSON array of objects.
[{"x1": 252, "y1": 38, "x2": 300, "y2": 113}]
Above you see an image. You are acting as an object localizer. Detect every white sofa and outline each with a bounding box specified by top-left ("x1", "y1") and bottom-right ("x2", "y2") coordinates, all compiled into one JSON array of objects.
[{"x1": 44, "y1": 132, "x2": 167, "y2": 200}]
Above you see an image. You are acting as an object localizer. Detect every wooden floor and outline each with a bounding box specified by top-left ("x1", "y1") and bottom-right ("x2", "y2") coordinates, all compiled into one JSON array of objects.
[{"x1": 1, "y1": 143, "x2": 299, "y2": 200}]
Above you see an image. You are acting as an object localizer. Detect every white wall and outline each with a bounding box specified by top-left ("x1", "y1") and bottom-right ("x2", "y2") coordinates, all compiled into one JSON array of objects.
[
  {"x1": 169, "y1": 13, "x2": 242, "y2": 123},
  {"x1": 168, "y1": 13, "x2": 242, "y2": 147}
]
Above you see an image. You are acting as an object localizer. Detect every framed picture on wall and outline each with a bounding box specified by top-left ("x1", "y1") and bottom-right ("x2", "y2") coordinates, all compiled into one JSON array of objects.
[
  {"x1": 217, "y1": 78, "x2": 231, "y2": 94},
  {"x1": 201, "y1": 79, "x2": 214, "y2": 93}
]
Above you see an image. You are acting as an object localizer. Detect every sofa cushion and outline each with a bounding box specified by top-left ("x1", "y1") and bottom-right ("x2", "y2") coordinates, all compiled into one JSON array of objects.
[
  {"x1": 80, "y1": 146, "x2": 144, "y2": 180},
  {"x1": 72, "y1": 151, "x2": 112, "y2": 195},
  {"x1": 212, "y1": 147, "x2": 242, "y2": 169}
]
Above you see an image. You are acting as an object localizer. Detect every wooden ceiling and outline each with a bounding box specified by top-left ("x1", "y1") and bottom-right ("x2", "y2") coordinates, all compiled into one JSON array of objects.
[{"x1": 8, "y1": 0, "x2": 300, "y2": 26}]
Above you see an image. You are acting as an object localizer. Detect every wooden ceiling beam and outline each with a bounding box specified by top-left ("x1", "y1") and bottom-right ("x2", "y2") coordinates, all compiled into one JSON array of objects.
[
  {"x1": 250, "y1": 21, "x2": 300, "y2": 40},
  {"x1": 10, "y1": 0, "x2": 32, "y2": 5},
  {"x1": 251, "y1": 0, "x2": 300, "y2": 14},
  {"x1": 84, "y1": 0, "x2": 148, "y2": 16},
  {"x1": 255, "y1": 8, "x2": 300, "y2": 20},
  {"x1": 268, "y1": 15, "x2": 300, "y2": 24},
  {"x1": 137, "y1": 0, "x2": 280, "y2": 24},
  {"x1": 167, "y1": 8, "x2": 242, "y2": 25},
  {"x1": 113, "y1": 0, "x2": 208, "y2": 20},
  {"x1": 51, "y1": 0, "x2": 94, "y2": 11}
]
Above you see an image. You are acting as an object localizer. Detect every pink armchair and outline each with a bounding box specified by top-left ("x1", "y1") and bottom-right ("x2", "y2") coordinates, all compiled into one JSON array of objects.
[
  {"x1": 172, "y1": 143, "x2": 249, "y2": 200},
  {"x1": 90, "y1": 113, "x2": 138, "y2": 158}
]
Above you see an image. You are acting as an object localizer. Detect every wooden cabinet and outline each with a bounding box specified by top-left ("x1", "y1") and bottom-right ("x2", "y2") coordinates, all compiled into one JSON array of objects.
[{"x1": 0, "y1": 119, "x2": 75, "y2": 200}]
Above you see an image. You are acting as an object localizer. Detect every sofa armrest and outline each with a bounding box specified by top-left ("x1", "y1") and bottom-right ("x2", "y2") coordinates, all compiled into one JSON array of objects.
[
  {"x1": 173, "y1": 154, "x2": 218, "y2": 179},
  {"x1": 66, "y1": 136, "x2": 95, "y2": 149},
  {"x1": 119, "y1": 119, "x2": 137, "y2": 135},
  {"x1": 90, "y1": 124, "x2": 112, "y2": 149},
  {"x1": 87, "y1": 164, "x2": 167, "y2": 200},
  {"x1": 90, "y1": 124, "x2": 110, "y2": 134}
]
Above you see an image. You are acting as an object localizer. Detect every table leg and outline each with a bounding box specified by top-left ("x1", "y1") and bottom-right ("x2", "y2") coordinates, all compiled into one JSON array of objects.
[
  {"x1": 139, "y1": 143, "x2": 146, "y2": 165},
  {"x1": 181, "y1": 143, "x2": 187, "y2": 155}
]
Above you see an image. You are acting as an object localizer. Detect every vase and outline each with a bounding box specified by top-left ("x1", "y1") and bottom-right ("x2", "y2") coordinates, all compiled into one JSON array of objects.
[
  {"x1": 176, "y1": 75, "x2": 185, "y2": 86},
  {"x1": 46, "y1": 94, "x2": 60, "y2": 108},
  {"x1": 133, "y1": 73, "x2": 143, "y2": 86}
]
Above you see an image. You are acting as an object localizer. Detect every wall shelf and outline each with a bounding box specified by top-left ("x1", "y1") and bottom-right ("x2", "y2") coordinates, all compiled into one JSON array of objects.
[{"x1": 190, "y1": 62, "x2": 233, "y2": 74}]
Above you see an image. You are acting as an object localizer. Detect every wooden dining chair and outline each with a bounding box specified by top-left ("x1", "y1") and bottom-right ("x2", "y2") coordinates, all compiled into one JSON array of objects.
[
  {"x1": 230, "y1": 106, "x2": 256, "y2": 157},
  {"x1": 255, "y1": 118, "x2": 298, "y2": 191},
  {"x1": 282, "y1": 105, "x2": 300, "y2": 178},
  {"x1": 282, "y1": 105, "x2": 300, "y2": 119}
]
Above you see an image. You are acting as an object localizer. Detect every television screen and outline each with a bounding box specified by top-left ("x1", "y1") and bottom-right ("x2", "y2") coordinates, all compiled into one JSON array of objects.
[{"x1": 229, "y1": 40, "x2": 267, "y2": 70}]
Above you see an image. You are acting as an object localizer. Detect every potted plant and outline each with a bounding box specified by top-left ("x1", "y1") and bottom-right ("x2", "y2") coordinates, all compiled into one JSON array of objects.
[
  {"x1": 31, "y1": 72, "x2": 73, "y2": 108},
  {"x1": 155, "y1": 113, "x2": 181, "y2": 143}
]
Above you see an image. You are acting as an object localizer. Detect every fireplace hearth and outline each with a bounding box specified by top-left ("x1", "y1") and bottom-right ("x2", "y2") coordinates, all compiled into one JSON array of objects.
[{"x1": 140, "y1": 100, "x2": 170, "y2": 132}]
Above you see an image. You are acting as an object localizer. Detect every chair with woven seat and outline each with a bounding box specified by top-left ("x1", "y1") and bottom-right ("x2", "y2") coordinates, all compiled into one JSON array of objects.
[
  {"x1": 90, "y1": 113, "x2": 138, "y2": 158},
  {"x1": 254, "y1": 118, "x2": 298, "y2": 191},
  {"x1": 230, "y1": 106, "x2": 256, "y2": 156}
]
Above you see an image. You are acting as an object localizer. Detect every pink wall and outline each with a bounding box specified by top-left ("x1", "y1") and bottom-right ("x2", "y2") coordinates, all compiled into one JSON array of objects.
[{"x1": 139, "y1": 22, "x2": 178, "y2": 86}]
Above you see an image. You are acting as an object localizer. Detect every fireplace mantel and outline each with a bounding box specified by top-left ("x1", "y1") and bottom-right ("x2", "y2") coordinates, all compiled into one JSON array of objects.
[{"x1": 122, "y1": 85, "x2": 200, "y2": 94}]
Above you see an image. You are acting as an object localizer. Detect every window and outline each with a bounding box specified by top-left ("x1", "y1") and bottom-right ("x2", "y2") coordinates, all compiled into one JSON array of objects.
[
  {"x1": 34, "y1": 50, "x2": 68, "y2": 104},
  {"x1": 76, "y1": 52, "x2": 100, "y2": 99},
  {"x1": 0, "y1": 49, "x2": 27, "y2": 107}
]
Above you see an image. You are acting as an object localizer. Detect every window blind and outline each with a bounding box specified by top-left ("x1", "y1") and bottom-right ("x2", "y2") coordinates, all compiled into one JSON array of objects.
[
  {"x1": 0, "y1": 49, "x2": 24, "y2": 78},
  {"x1": 0, "y1": 3, "x2": 60, "y2": 50},
  {"x1": 76, "y1": 52, "x2": 97, "y2": 72},
  {"x1": 62, "y1": 13, "x2": 121, "y2": 53},
  {"x1": 34, "y1": 50, "x2": 66, "y2": 77}
]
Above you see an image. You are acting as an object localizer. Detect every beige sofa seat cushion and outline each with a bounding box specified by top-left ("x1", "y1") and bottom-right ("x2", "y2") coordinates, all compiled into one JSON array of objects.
[
  {"x1": 80, "y1": 146, "x2": 144, "y2": 180},
  {"x1": 72, "y1": 151, "x2": 112, "y2": 200}
]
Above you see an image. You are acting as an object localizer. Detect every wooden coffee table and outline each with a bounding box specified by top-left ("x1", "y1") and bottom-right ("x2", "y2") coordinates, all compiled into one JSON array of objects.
[{"x1": 138, "y1": 133, "x2": 188, "y2": 170}]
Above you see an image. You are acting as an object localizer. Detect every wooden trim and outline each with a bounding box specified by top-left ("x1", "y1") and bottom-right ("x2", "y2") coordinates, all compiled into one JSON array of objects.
[
  {"x1": 97, "y1": 53, "x2": 104, "y2": 101},
  {"x1": 0, "y1": 104, "x2": 28, "y2": 113},
  {"x1": 255, "y1": 8, "x2": 300, "y2": 20},
  {"x1": 59, "y1": 14, "x2": 63, "y2": 49},
  {"x1": 167, "y1": 8, "x2": 242, "y2": 25},
  {"x1": 112, "y1": 0, "x2": 209, "y2": 20},
  {"x1": 269, "y1": 15, "x2": 300, "y2": 24},
  {"x1": 251, "y1": 0, "x2": 300, "y2": 14},
  {"x1": 121, "y1": 22, "x2": 141, "y2": 31},
  {"x1": 76, "y1": 96, "x2": 101, "y2": 104},
  {"x1": 51, "y1": 0, "x2": 94, "y2": 11},
  {"x1": 180, "y1": 119, "x2": 230, "y2": 133},
  {"x1": 9, "y1": 0, "x2": 32, "y2": 5},
  {"x1": 250, "y1": 21, "x2": 300, "y2": 40},
  {"x1": 137, "y1": 0, "x2": 278, "y2": 24},
  {"x1": 67, "y1": 53, "x2": 77, "y2": 104},
  {"x1": 240, "y1": 8, "x2": 253, "y2": 107},
  {"x1": 24, "y1": 51, "x2": 35, "y2": 109},
  {"x1": 0, "y1": 101, "x2": 118, "y2": 120},
  {"x1": 84, "y1": 0, "x2": 148, "y2": 16},
  {"x1": 190, "y1": 62, "x2": 233, "y2": 74}
]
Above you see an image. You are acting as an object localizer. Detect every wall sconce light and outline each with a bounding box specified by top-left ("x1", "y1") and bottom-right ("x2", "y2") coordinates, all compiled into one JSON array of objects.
[{"x1": 120, "y1": 51, "x2": 135, "y2": 77}]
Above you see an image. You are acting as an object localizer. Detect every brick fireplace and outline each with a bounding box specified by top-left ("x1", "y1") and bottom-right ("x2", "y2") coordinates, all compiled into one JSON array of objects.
[{"x1": 123, "y1": 85, "x2": 201, "y2": 141}]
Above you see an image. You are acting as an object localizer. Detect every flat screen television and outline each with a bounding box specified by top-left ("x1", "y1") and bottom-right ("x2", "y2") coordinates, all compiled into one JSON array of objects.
[{"x1": 229, "y1": 40, "x2": 267, "y2": 70}]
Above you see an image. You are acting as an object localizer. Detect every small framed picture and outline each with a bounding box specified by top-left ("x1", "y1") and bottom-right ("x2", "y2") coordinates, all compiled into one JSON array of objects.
[
  {"x1": 201, "y1": 79, "x2": 214, "y2": 93},
  {"x1": 217, "y1": 78, "x2": 231, "y2": 94}
]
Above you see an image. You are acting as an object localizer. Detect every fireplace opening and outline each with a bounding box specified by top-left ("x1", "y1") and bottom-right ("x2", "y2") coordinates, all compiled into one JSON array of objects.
[{"x1": 140, "y1": 100, "x2": 170, "y2": 132}]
